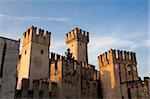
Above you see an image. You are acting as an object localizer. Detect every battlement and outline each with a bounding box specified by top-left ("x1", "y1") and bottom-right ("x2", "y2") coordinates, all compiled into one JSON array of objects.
[
  {"x1": 22, "y1": 26, "x2": 51, "y2": 46},
  {"x1": 81, "y1": 62, "x2": 95, "y2": 71},
  {"x1": 143, "y1": 77, "x2": 150, "y2": 86},
  {"x1": 50, "y1": 52, "x2": 97, "y2": 70},
  {"x1": 50, "y1": 52, "x2": 66, "y2": 61},
  {"x1": 15, "y1": 78, "x2": 50, "y2": 98},
  {"x1": 98, "y1": 49, "x2": 137, "y2": 67},
  {"x1": 127, "y1": 77, "x2": 150, "y2": 88},
  {"x1": 65, "y1": 27, "x2": 89, "y2": 44},
  {"x1": 81, "y1": 63, "x2": 99, "y2": 81},
  {"x1": 50, "y1": 52, "x2": 77, "y2": 61}
]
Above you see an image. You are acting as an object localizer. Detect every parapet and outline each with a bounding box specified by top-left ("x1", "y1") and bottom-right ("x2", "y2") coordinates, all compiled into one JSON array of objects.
[
  {"x1": 50, "y1": 52, "x2": 66, "y2": 61},
  {"x1": 50, "y1": 52, "x2": 76, "y2": 62},
  {"x1": 98, "y1": 49, "x2": 137, "y2": 67},
  {"x1": 80, "y1": 62, "x2": 99, "y2": 81},
  {"x1": 144, "y1": 77, "x2": 150, "y2": 86},
  {"x1": 16, "y1": 78, "x2": 49, "y2": 98},
  {"x1": 65, "y1": 27, "x2": 89, "y2": 44},
  {"x1": 22, "y1": 26, "x2": 51, "y2": 46}
]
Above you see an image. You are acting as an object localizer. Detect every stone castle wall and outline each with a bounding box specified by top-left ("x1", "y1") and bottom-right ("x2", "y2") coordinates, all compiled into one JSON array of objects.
[
  {"x1": 17, "y1": 26, "x2": 51, "y2": 89},
  {"x1": 65, "y1": 27, "x2": 89, "y2": 63},
  {"x1": 49, "y1": 52, "x2": 101, "y2": 98},
  {"x1": 98, "y1": 49, "x2": 149, "y2": 99},
  {"x1": 0, "y1": 37, "x2": 19, "y2": 98},
  {"x1": 0, "y1": 26, "x2": 149, "y2": 99}
]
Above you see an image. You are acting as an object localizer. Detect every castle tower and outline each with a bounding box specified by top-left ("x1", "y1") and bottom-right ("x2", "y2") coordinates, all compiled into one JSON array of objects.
[
  {"x1": 98, "y1": 49, "x2": 139, "y2": 99},
  {"x1": 65, "y1": 27, "x2": 89, "y2": 63},
  {"x1": 17, "y1": 26, "x2": 51, "y2": 89}
]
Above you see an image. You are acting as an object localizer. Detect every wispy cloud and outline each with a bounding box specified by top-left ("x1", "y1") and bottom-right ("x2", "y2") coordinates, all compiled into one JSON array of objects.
[
  {"x1": 89, "y1": 36, "x2": 136, "y2": 54},
  {"x1": 0, "y1": 14, "x2": 71, "y2": 22},
  {"x1": 49, "y1": 36, "x2": 150, "y2": 66},
  {"x1": 50, "y1": 39, "x2": 66, "y2": 55},
  {"x1": 88, "y1": 36, "x2": 150, "y2": 66},
  {"x1": 143, "y1": 39, "x2": 150, "y2": 47}
]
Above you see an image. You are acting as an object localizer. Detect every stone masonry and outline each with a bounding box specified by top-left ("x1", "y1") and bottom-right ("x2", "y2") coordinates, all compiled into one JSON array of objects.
[
  {"x1": 0, "y1": 26, "x2": 149, "y2": 99},
  {"x1": 0, "y1": 37, "x2": 19, "y2": 98},
  {"x1": 98, "y1": 49, "x2": 150, "y2": 99}
]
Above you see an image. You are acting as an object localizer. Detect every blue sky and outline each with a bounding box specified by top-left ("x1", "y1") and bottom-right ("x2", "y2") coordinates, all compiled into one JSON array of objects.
[{"x1": 0, "y1": 0, "x2": 149, "y2": 78}]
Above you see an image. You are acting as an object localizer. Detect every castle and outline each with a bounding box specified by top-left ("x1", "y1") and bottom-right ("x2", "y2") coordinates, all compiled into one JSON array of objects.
[{"x1": 0, "y1": 26, "x2": 149, "y2": 99}]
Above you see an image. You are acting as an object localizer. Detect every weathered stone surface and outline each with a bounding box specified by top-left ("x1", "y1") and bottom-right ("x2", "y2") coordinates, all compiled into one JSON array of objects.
[
  {"x1": 98, "y1": 49, "x2": 150, "y2": 99},
  {"x1": 65, "y1": 27, "x2": 89, "y2": 63},
  {"x1": 17, "y1": 26, "x2": 51, "y2": 90},
  {"x1": 0, "y1": 26, "x2": 149, "y2": 99},
  {"x1": 0, "y1": 37, "x2": 19, "y2": 98}
]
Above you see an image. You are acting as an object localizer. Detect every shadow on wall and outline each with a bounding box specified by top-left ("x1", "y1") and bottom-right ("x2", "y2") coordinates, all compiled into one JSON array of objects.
[{"x1": 101, "y1": 70, "x2": 116, "y2": 99}]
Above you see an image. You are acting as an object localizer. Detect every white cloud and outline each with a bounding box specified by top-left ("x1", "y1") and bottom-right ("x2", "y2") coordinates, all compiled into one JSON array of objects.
[
  {"x1": 89, "y1": 36, "x2": 136, "y2": 54},
  {"x1": 88, "y1": 36, "x2": 139, "y2": 67},
  {"x1": 50, "y1": 40, "x2": 66, "y2": 55},
  {"x1": 46, "y1": 35, "x2": 149, "y2": 68},
  {"x1": 88, "y1": 36, "x2": 150, "y2": 67},
  {"x1": 143, "y1": 39, "x2": 150, "y2": 47},
  {"x1": 0, "y1": 14, "x2": 71, "y2": 22}
]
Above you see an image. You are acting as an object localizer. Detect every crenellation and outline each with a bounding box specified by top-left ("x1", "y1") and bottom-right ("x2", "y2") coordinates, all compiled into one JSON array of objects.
[
  {"x1": 131, "y1": 52, "x2": 137, "y2": 64},
  {"x1": 109, "y1": 49, "x2": 116, "y2": 58},
  {"x1": 31, "y1": 26, "x2": 37, "y2": 34},
  {"x1": 144, "y1": 77, "x2": 150, "y2": 86},
  {"x1": 33, "y1": 80, "x2": 40, "y2": 91},
  {"x1": 98, "y1": 49, "x2": 138, "y2": 70},
  {"x1": 98, "y1": 52, "x2": 111, "y2": 67},
  {"x1": 16, "y1": 78, "x2": 50, "y2": 98},
  {"x1": 79, "y1": 29, "x2": 82, "y2": 34},
  {"x1": 65, "y1": 27, "x2": 89, "y2": 44},
  {"x1": 72, "y1": 28, "x2": 75, "y2": 34},
  {"x1": 50, "y1": 52, "x2": 55, "y2": 60},
  {"x1": 103, "y1": 52, "x2": 109, "y2": 65},
  {"x1": 117, "y1": 50, "x2": 123, "y2": 60},
  {"x1": 1, "y1": 26, "x2": 148, "y2": 99},
  {"x1": 22, "y1": 26, "x2": 51, "y2": 46},
  {"x1": 89, "y1": 64, "x2": 96, "y2": 71},
  {"x1": 50, "y1": 52, "x2": 66, "y2": 61},
  {"x1": 21, "y1": 78, "x2": 29, "y2": 91},
  {"x1": 98, "y1": 55, "x2": 103, "y2": 67},
  {"x1": 32, "y1": 27, "x2": 51, "y2": 45},
  {"x1": 99, "y1": 49, "x2": 137, "y2": 64},
  {"x1": 83, "y1": 30, "x2": 86, "y2": 35},
  {"x1": 74, "y1": 27, "x2": 78, "y2": 36},
  {"x1": 124, "y1": 51, "x2": 130, "y2": 60}
]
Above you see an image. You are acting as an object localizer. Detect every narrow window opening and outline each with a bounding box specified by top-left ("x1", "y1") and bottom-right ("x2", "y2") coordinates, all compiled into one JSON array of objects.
[
  {"x1": 25, "y1": 50, "x2": 27, "y2": 54},
  {"x1": 41, "y1": 50, "x2": 44, "y2": 54},
  {"x1": 0, "y1": 43, "x2": 7, "y2": 77}
]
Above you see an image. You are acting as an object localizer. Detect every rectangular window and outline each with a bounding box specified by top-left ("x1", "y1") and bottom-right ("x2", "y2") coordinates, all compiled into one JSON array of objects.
[{"x1": 0, "y1": 43, "x2": 7, "y2": 77}]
